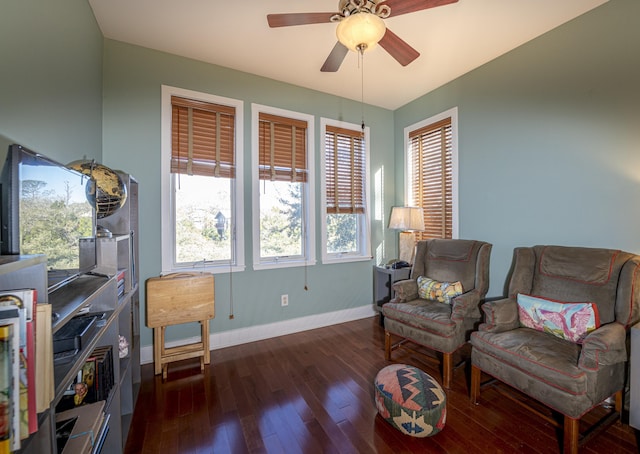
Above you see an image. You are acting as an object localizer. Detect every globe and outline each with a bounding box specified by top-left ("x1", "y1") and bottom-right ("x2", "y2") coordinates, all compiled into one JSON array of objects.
[{"x1": 68, "y1": 160, "x2": 128, "y2": 218}]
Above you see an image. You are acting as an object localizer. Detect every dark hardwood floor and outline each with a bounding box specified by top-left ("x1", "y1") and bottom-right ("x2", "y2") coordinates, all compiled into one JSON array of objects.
[{"x1": 124, "y1": 316, "x2": 639, "y2": 453}]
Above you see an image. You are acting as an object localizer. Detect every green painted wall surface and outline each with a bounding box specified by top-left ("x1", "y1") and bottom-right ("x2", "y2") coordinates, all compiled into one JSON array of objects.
[
  {"x1": 101, "y1": 40, "x2": 396, "y2": 347},
  {"x1": 394, "y1": 0, "x2": 640, "y2": 297},
  {"x1": 4, "y1": 0, "x2": 639, "y2": 352},
  {"x1": 0, "y1": 0, "x2": 102, "y2": 163}
]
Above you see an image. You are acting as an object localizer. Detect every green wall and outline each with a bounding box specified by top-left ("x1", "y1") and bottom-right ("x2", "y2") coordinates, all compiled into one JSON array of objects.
[
  {"x1": 101, "y1": 41, "x2": 396, "y2": 347},
  {"x1": 0, "y1": 0, "x2": 102, "y2": 163},
  {"x1": 394, "y1": 0, "x2": 640, "y2": 297},
  {"x1": 3, "y1": 0, "x2": 639, "y2": 352}
]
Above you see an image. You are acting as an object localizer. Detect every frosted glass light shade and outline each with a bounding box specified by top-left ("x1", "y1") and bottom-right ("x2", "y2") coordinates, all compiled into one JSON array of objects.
[
  {"x1": 336, "y1": 12, "x2": 386, "y2": 52},
  {"x1": 388, "y1": 207, "x2": 425, "y2": 231},
  {"x1": 389, "y1": 207, "x2": 425, "y2": 264}
]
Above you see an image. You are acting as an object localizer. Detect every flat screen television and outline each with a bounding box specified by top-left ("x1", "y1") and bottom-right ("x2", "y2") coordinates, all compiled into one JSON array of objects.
[{"x1": 0, "y1": 144, "x2": 97, "y2": 292}]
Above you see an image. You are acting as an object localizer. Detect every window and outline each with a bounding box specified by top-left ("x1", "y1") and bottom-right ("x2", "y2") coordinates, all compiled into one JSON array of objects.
[
  {"x1": 321, "y1": 118, "x2": 371, "y2": 263},
  {"x1": 252, "y1": 104, "x2": 315, "y2": 269},
  {"x1": 161, "y1": 86, "x2": 244, "y2": 273},
  {"x1": 405, "y1": 107, "x2": 458, "y2": 240}
]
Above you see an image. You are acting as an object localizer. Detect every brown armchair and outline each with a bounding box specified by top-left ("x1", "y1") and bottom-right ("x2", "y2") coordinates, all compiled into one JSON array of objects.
[
  {"x1": 382, "y1": 239, "x2": 492, "y2": 388},
  {"x1": 470, "y1": 245, "x2": 640, "y2": 453}
]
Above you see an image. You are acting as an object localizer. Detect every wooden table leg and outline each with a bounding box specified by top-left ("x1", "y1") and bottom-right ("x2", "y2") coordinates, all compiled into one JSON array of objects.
[
  {"x1": 154, "y1": 327, "x2": 162, "y2": 376},
  {"x1": 202, "y1": 320, "x2": 211, "y2": 365}
]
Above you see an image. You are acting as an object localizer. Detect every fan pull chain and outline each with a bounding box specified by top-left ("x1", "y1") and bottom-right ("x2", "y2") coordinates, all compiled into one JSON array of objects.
[
  {"x1": 229, "y1": 226, "x2": 235, "y2": 319},
  {"x1": 229, "y1": 257, "x2": 234, "y2": 319},
  {"x1": 359, "y1": 45, "x2": 365, "y2": 134}
]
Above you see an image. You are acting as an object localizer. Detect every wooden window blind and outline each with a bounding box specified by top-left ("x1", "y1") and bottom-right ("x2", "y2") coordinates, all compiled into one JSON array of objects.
[
  {"x1": 258, "y1": 112, "x2": 308, "y2": 182},
  {"x1": 408, "y1": 117, "x2": 452, "y2": 240},
  {"x1": 325, "y1": 125, "x2": 365, "y2": 214},
  {"x1": 171, "y1": 96, "x2": 235, "y2": 178}
]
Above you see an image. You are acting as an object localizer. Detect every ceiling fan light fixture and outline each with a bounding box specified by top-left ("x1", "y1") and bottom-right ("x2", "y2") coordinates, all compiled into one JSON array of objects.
[{"x1": 336, "y1": 12, "x2": 386, "y2": 52}]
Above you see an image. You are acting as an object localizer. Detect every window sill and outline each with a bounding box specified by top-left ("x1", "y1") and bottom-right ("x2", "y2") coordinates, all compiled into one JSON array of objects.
[
  {"x1": 253, "y1": 259, "x2": 316, "y2": 271},
  {"x1": 322, "y1": 255, "x2": 373, "y2": 265},
  {"x1": 163, "y1": 264, "x2": 246, "y2": 275}
]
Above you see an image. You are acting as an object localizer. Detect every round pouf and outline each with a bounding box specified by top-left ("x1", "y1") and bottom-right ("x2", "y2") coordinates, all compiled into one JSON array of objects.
[{"x1": 374, "y1": 364, "x2": 447, "y2": 437}]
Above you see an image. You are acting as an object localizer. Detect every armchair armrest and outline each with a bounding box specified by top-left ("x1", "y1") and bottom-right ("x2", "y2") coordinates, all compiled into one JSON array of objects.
[
  {"x1": 391, "y1": 279, "x2": 418, "y2": 303},
  {"x1": 451, "y1": 290, "x2": 482, "y2": 321},
  {"x1": 579, "y1": 322, "x2": 627, "y2": 371},
  {"x1": 479, "y1": 297, "x2": 520, "y2": 333}
]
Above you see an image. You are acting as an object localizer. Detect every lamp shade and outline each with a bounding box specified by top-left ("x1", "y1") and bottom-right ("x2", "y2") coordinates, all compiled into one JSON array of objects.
[
  {"x1": 336, "y1": 12, "x2": 386, "y2": 52},
  {"x1": 388, "y1": 206, "x2": 425, "y2": 231}
]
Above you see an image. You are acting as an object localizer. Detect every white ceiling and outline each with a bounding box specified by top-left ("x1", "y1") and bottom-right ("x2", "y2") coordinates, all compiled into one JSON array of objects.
[{"x1": 88, "y1": 0, "x2": 608, "y2": 110}]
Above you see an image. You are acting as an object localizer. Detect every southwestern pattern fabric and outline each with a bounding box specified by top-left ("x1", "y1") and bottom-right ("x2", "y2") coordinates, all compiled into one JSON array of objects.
[
  {"x1": 517, "y1": 293, "x2": 601, "y2": 343},
  {"x1": 374, "y1": 364, "x2": 446, "y2": 437},
  {"x1": 416, "y1": 276, "x2": 463, "y2": 304}
]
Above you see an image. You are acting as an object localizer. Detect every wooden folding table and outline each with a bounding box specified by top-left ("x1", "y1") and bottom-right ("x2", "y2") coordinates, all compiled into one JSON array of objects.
[{"x1": 146, "y1": 272, "x2": 215, "y2": 380}]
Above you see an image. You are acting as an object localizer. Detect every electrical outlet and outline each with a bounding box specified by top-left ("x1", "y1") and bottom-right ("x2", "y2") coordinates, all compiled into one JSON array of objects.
[{"x1": 281, "y1": 294, "x2": 289, "y2": 307}]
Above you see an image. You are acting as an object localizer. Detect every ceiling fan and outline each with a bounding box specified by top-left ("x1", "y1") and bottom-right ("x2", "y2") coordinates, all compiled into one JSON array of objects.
[{"x1": 267, "y1": 0, "x2": 459, "y2": 72}]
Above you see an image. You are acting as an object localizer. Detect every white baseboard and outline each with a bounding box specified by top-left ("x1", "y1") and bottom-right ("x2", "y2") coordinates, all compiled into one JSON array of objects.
[{"x1": 140, "y1": 304, "x2": 377, "y2": 365}]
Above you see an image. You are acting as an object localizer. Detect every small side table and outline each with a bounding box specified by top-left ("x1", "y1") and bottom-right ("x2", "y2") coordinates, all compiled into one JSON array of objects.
[
  {"x1": 374, "y1": 265, "x2": 412, "y2": 326},
  {"x1": 146, "y1": 272, "x2": 215, "y2": 381}
]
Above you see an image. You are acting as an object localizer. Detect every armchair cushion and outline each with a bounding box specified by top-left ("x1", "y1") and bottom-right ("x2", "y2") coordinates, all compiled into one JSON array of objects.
[
  {"x1": 472, "y1": 328, "x2": 586, "y2": 395},
  {"x1": 479, "y1": 298, "x2": 520, "y2": 333},
  {"x1": 382, "y1": 299, "x2": 458, "y2": 339},
  {"x1": 417, "y1": 276, "x2": 463, "y2": 304},
  {"x1": 392, "y1": 279, "x2": 419, "y2": 303},
  {"x1": 579, "y1": 322, "x2": 627, "y2": 370},
  {"x1": 516, "y1": 293, "x2": 600, "y2": 343},
  {"x1": 528, "y1": 246, "x2": 633, "y2": 324}
]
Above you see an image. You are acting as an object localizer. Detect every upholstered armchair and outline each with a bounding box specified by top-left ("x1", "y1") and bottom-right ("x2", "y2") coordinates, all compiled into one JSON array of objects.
[
  {"x1": 470, "y1": 245, "x2": 640, "y2": 453},
  {"x1": 382, "y1": 239, "x2": 492, "y2": 388}
]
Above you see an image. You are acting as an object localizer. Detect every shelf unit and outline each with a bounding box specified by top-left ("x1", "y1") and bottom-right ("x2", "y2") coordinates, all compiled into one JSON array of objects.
[
  {"x1": 97, "y1": 172, "x2": 140, "y2": 442},
  {"x1": 94, "y1": 233, "x2": 141, "y2": 445},
  {"x1": 0, "y1": 172, "x2": 140, "y2": 454}
]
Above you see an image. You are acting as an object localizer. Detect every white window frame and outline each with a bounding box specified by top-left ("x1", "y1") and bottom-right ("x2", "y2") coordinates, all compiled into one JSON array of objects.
[
  {"x1": 403, "y1": 107, "x2": 459, "y2": 239},
  {"x1": 320, "y1": 117, "x2": 372, "y2": 264},
  {"x1": 160, "y1": 85, "x2": 245, "y2": 274},
  {"x1": 251, "y1": 103, "x2": 316, "y2": 270}
]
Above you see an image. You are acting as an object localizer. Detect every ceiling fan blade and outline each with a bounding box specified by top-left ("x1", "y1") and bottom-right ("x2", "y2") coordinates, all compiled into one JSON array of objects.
[
  {"x1": 384, "y1": 0, "x2": 458, "y2": 18},
  {"x1": 321, "y1": 42, "x2": 349, "y2": 72},
  {"x1": 378, "y1": 28, "x2": 420, "y2": 66},
  {"x1": 267, "y1": 12, "x2": 337, "y2": 28}
]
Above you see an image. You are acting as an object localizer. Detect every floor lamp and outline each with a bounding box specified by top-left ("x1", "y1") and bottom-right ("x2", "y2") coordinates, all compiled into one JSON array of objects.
[{"x1": 388, "y1": 206, "x2": 425, "y2": 265}]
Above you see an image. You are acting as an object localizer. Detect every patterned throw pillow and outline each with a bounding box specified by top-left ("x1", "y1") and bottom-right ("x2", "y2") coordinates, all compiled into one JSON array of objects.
[
  {"x1": 416, "y1": 276, "x2": 463, "y2": 304},
  {"x1": 517, "y1": 293, "x2": 601, "y2": 343}
]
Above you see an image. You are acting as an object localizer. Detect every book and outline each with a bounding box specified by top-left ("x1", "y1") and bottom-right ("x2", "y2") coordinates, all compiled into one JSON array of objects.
[
  {"x1": 116, "y1": 269, "x2": 126, "y2": 286},
  {"x1": 0, "y1": 307, "x2": 20, "y2": 452},
  {"x1": 24, "y1": 291, "x2": 37, "y2": 436},
  {"x1": 35, "y1": 303, "x2": 54, "y2": 413},
  {"x1": 91, "y1": 346, "x2": 114, "y2": 401},
  {"x1": 0, "y1": 289, "x2": 38, "y2": 438},
  {"x1": 0, "y1": 324, "x2": 13, "y2": 454},
  {"x1": 77, "y1": 345, "x2": 114, "y2": 405},
  {"x1": 80, "y1": 355, "x2": 97, "y2": 405},
  {"x1": 117, "y1": 269, "x2": 126, "y2": 299}
]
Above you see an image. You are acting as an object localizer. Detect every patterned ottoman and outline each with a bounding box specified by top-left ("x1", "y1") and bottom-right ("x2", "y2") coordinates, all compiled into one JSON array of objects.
[{"x1": 374, "y1": 364, "x2": 446, "y2": 437}]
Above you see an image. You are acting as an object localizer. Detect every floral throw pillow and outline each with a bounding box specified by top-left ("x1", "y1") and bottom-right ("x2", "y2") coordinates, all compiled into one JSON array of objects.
[
  {"x1": 517, "y1": 293, "x2": 601, "y2": 343},
  {"x1": 417, "y1": 276, "x2": 463, "y2": 304}
]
